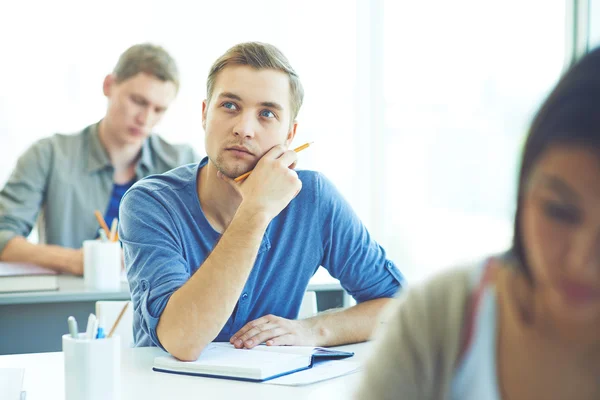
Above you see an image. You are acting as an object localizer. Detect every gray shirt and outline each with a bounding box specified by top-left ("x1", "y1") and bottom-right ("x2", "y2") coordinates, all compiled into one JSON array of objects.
[{"x1": 0, "y1": 122, "x2": 201, "y2": 253}]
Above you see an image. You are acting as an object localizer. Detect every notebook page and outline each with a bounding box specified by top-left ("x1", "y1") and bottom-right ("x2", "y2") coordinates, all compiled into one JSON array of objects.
[
  {"x1": 244, "y1": 343, "x2": 353, "y2": 358},
  {"x1": 154, "y1": 343, "x2": 309, "y2": 377},
  {"x1": 240, "y1": 344, "x2": 315, "y2": 356},
  {"x1": 265, "y1": 360, "x2": 361, "y2": 386}
]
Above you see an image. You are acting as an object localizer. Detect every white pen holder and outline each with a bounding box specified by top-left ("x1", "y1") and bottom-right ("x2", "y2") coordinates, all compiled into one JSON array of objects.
[
  {"x1": 63, "y1": 334, "x2": 121, "y2": 400},
  {"x1": 83, "y1": 240, "x2": 121, "y2": 290}
]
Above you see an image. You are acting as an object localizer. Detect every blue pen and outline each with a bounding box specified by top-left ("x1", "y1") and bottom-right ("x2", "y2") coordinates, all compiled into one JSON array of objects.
[
  {"x1": 96, "y1": 327, "x2": 105, "y2": 339},
  {"x1": 96, "y1": 316, "x2": 106, "y2": 339}
]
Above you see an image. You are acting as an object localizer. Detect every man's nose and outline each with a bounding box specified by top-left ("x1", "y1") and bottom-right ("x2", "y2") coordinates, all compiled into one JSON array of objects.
[{"x1": 233, "y1": 112, "x2": 257, "y2": 139}]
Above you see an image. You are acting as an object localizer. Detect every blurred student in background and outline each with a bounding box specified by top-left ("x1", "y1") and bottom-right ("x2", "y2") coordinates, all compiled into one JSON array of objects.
[
  {"x1": 0, "y1": 43, "x2": 199, "y2": 275},
  {"x1": 356, "y1": 47, "x2": 600, "y2": 400}
]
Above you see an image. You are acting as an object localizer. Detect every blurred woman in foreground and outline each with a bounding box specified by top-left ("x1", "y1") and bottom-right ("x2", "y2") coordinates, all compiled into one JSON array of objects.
[{"x1": 356, "y1": 48, "x2": 600, "y2": 400}]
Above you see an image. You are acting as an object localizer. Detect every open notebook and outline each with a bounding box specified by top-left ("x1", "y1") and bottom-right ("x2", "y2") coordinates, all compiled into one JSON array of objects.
[{"x1": 153, "y1": 342, "x2": 354, "y2": 382}]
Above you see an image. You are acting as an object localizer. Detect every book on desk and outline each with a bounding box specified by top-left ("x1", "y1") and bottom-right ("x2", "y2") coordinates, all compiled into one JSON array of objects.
[
  {"x1": 0, "y1": 262, "x2": 58, "y2": 293},
  {"x1": 153, "y1": 342, "x2": 356, "y2": 383}
]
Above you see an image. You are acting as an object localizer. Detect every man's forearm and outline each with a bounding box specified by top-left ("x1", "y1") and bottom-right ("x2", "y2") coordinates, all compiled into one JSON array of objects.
[
  {"x1": 304, "y1": 297, "x2": 394, "y2": 347},
  {"x1": 156, "y1": 206, "x2": 270, "y2": 361},
  {"x1": 0, "y1": 236, "x2": 82, "y2": 274}
]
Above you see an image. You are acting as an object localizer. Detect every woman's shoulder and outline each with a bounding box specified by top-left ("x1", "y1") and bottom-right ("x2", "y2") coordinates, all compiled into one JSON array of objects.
[
  {"x1": 378, "y1": 260, "x2": 487, "y2": 345},
  {"x1": 356, "y1": 259, "x2": 495, "y2": 400},
  {"x1": 403, "y1": 261, "x2": 482, "y2": 305}
]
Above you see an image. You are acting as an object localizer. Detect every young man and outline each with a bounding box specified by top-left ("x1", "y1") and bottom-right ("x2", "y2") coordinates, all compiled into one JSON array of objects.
[
  {"x1": 120, "y1": 42, "x2": 403, "y2": 361},
  {"x1": 0, "y1": 43, "x2": 199, "y2": 275}
]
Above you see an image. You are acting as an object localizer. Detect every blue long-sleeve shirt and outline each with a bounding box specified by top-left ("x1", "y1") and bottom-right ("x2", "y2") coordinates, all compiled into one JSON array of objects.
[{"x1": 119, "y1": 157, "x2": 404, "y2": 349}]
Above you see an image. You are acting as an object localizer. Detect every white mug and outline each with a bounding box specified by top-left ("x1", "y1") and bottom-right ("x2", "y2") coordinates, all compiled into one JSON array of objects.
[
  {"x1": 63, "y1": 333, "x2": 121, "y2": 400},
  {"x1": 83, "y1": 240, "x2": 121, "y2": 291}
]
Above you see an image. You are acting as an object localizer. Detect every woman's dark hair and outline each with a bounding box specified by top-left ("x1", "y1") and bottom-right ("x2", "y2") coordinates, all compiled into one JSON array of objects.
[{"x1": 512, "y1": 47, "x2": 600, "y2": 277}]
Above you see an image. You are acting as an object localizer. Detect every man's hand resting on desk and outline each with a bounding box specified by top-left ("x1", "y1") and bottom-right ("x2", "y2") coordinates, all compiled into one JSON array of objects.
[{"x1": 230, "y1": 314, "x2": 317, "y2": 349}]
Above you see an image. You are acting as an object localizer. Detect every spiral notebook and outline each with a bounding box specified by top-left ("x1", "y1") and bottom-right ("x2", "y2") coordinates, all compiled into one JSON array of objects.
[{"x1": 153, "y1": 343, "x2": 354, "y2": 382}]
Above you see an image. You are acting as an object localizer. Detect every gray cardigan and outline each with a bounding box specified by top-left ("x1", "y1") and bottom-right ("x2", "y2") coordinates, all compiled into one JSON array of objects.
[{"x1": 355, "y1": 265, "x2": 474, "y2": 400}]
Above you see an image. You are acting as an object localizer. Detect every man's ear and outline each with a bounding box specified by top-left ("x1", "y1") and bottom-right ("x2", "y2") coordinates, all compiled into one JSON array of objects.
[
  {"x1": 202, "y1": 100, "x2": 208, "y2": 130},
  {"x1": 285, "y1": 121, "x2": 298, "y2": 147},
  {"x1": 103, "y1": 74, "x2": 115, "y2": 97}
]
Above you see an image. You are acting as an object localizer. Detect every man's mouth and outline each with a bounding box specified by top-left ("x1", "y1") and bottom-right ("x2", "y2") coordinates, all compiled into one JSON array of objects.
[
  {"x1": 128, "y1": 127, "x2": 144, "y2": 136},
  {"x1": 226, "y1": 146, "x2": 254, "y2": 156}
]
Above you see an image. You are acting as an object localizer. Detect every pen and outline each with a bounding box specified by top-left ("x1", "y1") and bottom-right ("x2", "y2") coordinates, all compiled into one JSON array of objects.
[
  {"x1": 96, "y1": 315, "x2": 105, "y2": 339},
  {"x1": 92, "y1": 319, "x2": 98, "y2": 340},
  {"x1": 99, "y1": 228, "x2": 108, "y2": 242},
  {"x1": 85, "y1": 313, "x2": 97, "y2": 340},
  {"x1": 67, "y1": 316, "x2": 79, "y2": 339},
  {"x1": 233, "y1": 142, "x2": 313, "y2": 182}
]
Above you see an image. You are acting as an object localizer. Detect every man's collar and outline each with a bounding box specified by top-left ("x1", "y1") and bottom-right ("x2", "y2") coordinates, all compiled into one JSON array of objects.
[
  {"x1": 138, "y1": 138, "x2": 154, "y2": 171},
  {"x1": 86, "y1": 122, "x2": 112, "y2": 173}
]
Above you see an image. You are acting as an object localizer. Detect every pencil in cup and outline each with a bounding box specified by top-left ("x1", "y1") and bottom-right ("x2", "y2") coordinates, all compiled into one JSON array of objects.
[
  {"x1": 107, "y1": 302, "x2": 130, "y2": 338},
  {"x1": 233, "y1": 142, "x2": 313, "y2": 182},
  {"x1": 94, "y1": 210, "x2": 111, "y2": 238}
]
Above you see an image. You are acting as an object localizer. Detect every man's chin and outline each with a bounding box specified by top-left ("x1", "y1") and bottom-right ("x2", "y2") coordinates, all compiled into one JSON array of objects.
[
  {"x1": 219, "y1": 168, "x2": 249, "y2": 180},
  {"x1": 212, "y1": 157, "x2": 255, "y2": 180},
  {"x1": 122, "y1": 134, "x2": 147, "y2": 145}
]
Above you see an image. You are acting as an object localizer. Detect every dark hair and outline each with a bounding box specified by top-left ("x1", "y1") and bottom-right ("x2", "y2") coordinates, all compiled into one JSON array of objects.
[{"x1": 512, "y1": 47, "x2": 600, "y2": 276}]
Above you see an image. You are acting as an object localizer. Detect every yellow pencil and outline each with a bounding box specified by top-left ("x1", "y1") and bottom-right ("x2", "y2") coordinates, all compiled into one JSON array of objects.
[
  {"x1": 107, "y1": 302, "x2": 129, "y2": 338},
  {"x1": 233, "y1": 142, "x2": 313, "y2": 182},
  {"x1": 94, "y1": 210, "x2": 111, "y2": 238}
]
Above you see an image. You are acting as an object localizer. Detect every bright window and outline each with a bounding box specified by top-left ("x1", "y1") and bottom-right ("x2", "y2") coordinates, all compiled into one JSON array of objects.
[{"x1": 380, "y1": 0, "x2": 567, "y2": 281}]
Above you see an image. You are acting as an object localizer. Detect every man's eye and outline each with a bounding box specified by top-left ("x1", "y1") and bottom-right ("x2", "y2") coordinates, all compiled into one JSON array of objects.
[
  {"x1": 260, "y1": 110, "x2": 275, "y2": 118},
  {"x1": 223, "y1": 102, "x2": 238, "y2": 111},
  {"x1": 131, "y1": 96, "x2": 145, "y2": 105}
]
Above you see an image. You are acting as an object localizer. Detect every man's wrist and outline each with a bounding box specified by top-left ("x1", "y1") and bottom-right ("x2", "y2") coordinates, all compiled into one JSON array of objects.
[
  {"x1": 301, "y1": 317, "x2": 332, "y2": 347},
  {"x1": 60, "y1": 247, "x2": 83, "y2": 275},
  {"x1": 235, "y1": 203, "x2": 271, "y2": 230}
]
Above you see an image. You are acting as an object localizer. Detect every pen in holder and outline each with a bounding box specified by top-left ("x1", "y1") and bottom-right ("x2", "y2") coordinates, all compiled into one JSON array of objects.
[{"x1": 62, "y1": 333, "x2": 120, "y2": 400}]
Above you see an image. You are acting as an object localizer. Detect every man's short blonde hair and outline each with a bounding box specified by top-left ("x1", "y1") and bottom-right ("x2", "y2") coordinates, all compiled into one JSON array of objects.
[
  {"x1": 206, "y1": 42, "x2": 304, "y2": 122},
  {"x1": 113, "y1": 43, "x2": 180, "y2": 91}
]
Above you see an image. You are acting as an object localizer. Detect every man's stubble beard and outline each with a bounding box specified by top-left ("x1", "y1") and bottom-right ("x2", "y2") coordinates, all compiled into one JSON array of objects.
[{"x1": 211, "y1": 153, "x2": 258, "y2": 179}]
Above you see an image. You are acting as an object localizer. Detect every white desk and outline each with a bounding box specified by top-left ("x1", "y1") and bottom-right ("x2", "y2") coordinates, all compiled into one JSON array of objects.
[
  {"x1": 0, "y1": 342, "x2": 371, "y2": 400},
  {"x1": 0, "y1": 276, "x2": 131, "y2": 355},
  {"x1": 0, "y1": 270, "x2": 346, "y2": 355}
]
